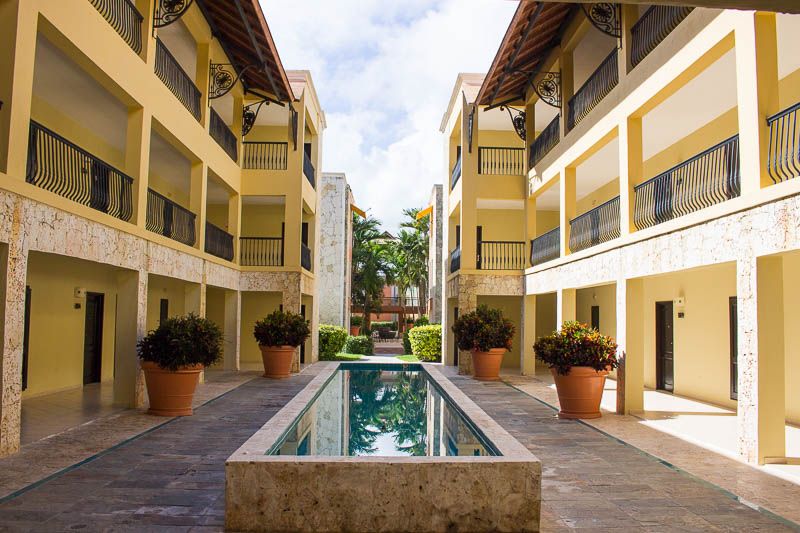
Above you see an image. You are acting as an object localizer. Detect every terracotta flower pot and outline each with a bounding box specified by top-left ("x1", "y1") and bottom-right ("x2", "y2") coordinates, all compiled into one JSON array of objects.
[
  {"x1": 141, "y1": 361, "x2": 203, "y2": 417},
  {"x1": 471, "y1": 348, "x2": 506, "y2": 381},
  {"x1": 260, "y1": 345, "x2": 296, "y2": 379},
  {"x1": 350, "y1": 326, "x2": 361, "y2": 336},
  {"x1": 551, "y1": 366, "x2": 609, "y2": 419}
]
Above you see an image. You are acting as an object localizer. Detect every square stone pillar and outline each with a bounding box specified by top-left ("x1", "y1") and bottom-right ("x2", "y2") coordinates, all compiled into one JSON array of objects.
[
  {"x1": 223, "y1": 290, "x2": 241, "y2": 371},
  {"x1": 457, "y1": 276, "x2": 478, "y2": 375},
  {"x1": 114, "y1": 269, "x2": 148, "y2": 409},
  {"x1": 184, "y1": 281, "x2": 206, "y2": 317},
  {"x1": 616, "y1": 278, "x2": 644, "y2": 414},
  {"x1": 522, "y1": 293, "x2": 537, "y2": 375},
  {"x1": 126, "y1": 108, "x2": 152, "y2": 229},
  {"x1": 556, "y1": 287, "x2": 576, "y2": 326},
  {"x1": 736, "y1": 256, "x2": 786, "y2": 464},
  {"x1": 559, "y1": 169, "x2": 576, "y2": 256},
  {"x1": 282, "y1": 280, "x2": 302, "y2": 373},
  {"x1": 190, "y1": 163, "x2": 208, "y2": 252}
]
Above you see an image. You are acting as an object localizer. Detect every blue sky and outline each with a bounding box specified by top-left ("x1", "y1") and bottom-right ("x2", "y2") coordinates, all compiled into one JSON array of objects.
[{"x1": 261, "y1": 0, "x2": 517, "y2": 232}]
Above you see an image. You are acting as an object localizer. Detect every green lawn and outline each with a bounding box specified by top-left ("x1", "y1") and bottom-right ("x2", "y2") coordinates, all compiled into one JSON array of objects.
[
  {"x1": 332, "y1": 353, "x2": 364, "y2": 361},
  {"x1": 395, "y1": 354, "x2": 420, "y2": 362}
]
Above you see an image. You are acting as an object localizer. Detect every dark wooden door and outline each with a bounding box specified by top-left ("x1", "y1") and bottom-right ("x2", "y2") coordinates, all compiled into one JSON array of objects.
[
  {"x1": 22, "y1": 286, "x2": 31, "y2": 391},
  {"x1": 476, "y1": 226, "x2": 483, "y2": 269},
  {"x1": 655, "y1": 301, "x2": 674, "y2": 393},
  {"x1": 300, "y1": 304, "x2": 306, "y2": 365},
  {"x1": 83, "y1": 293, "x2": 104, "y2": 385},
  {"x1": 729, "y1": 296, "x2": 738, "y2": 400},
  {"x1": 453, "y1": 307, "x2": 459, "y2": 366},
  {"x1": 591, "y1": 305, "x2": 600, "y2": 330}
]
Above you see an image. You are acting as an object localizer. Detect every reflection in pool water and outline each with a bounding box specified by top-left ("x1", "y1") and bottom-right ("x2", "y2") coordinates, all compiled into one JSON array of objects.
[{"x1": 270, "y1": 366, "x2": 495, "y2": 457}]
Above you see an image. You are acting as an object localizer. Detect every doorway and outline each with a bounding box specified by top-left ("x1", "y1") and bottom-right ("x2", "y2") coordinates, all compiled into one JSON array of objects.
[
  {"x1": 655, "y1": 301, "x2": 674, "y2": 393},
  {"x1": 83, "y1": 292, "x2": 105, "y2": 385}
]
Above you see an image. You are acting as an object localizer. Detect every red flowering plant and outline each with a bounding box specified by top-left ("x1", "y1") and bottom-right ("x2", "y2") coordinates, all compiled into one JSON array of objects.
[{"x1": 533, "y1": 321, "x2": 618, "y2": 375}]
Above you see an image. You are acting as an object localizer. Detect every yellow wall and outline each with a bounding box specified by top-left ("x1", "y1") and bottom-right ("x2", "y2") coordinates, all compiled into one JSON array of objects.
[
  {"x1": 146, "y1": 275, "x2": 188, "y2": 333},
  {"x1": 535, "y1": 292, "x2": 557, "y2": 340},
  {"x1": 206, "y1": 286, "x2": 226, "y2": 370},
  {"x1": 23, "y1": 253, "x2": 119, "y2": 397},
  {"x1": 477, "y1": 209, "x2": 525, "y2": 242},
  {"x1": 535, "y1": 210, "x2": 559, "y2": 235},
  {"x1": 241, "y1": 203, "x2": 284, "y2": 237},
  {"x1": 780, "y1": 253, "x2": 800, "y2": 424},
  {"x1": 576, "y1": 178, "x2": 620, "y2": 216},
  {"x1": 477, "y1": 295, "x2": 522, "y2": 369},
  {"x1": 240, "y1": 291, "x2": 283, "y2": 366},
  {"x1": 576, "y1": 284, "x2": 617, "y2": 339},
  {"x1": 206, "y1": 204, "x2": 229, "y2": 229}
]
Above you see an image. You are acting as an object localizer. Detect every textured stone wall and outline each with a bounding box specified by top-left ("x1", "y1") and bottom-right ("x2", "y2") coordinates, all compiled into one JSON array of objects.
[
  {"x1": 428, "y1": 185, "x2": 444, "y2": 323},
  {"x1": 317, "y1": 173, "x2": 349, "y2": 327}
]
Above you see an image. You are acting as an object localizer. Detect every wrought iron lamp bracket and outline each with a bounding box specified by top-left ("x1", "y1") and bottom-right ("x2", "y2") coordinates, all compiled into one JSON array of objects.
[
  {"x1": 500, "y1": 105, "x2": 527, "y2": 141},
  {"x1": 209, "y1": 63, "x2": 255, "y2": 101},
  {"x1": 153, "y1": 0, "x2": 195, "y2": 32},
  {"x1": 242, "y1": 99, "x2": 269, "y2": 137},
  {"x1": 581, "y1": 3, "x2": 622, "y2": 39}
]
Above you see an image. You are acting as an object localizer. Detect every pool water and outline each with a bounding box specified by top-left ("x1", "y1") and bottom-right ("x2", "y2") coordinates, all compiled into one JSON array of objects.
[{"x1": 269, "y1": 364, "x2": 497, "y2": 457}]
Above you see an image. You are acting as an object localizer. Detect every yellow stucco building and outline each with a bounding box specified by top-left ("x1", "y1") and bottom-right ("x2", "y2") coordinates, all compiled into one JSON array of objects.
[
  {"x1": 0, "y1": 0, "x2": 326, "y2": 456},
  {"x1": 442, "y1": 3, "x2": 800, "y2": 466}
]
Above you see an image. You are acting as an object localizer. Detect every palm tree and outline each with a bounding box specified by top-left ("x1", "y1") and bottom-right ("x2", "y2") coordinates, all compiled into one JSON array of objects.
[
  {"x1": 351, "y1": 213, "x2": 392, "y2": 332},
  {"x1": 396, "y1": 208, "x2": 430, "y2": 316}
]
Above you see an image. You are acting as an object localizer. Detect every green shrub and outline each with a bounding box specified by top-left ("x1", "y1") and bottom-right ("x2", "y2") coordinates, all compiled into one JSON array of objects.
[
  {"x1": 402, "y1": 330, "x2": 412, "y2": 354},
  {"x1": 344, "y1": 335, "x2": 374, "y2": 355},
  {"x1": 414, "y1": 316, "x2": 430, "y2": 327},
  {"x1": 409, "y1": 325, "x2": 442, "y2": 362},
  {"x1": 137, "y1": 314, "x2": 222, "y2": 371},
  {"x1": 451, "y1": 305, "x2": 515, "y2": 352},
  {"x1": 319, "y1": 324, "x2": 348, "y2": 360},
  {"x1": 253, "y1": 309, "x2": 310, "y2": 348},
  {"x1": 370, "y1": 321, "x2": 397, "y2": 332},
  {"x1": 350, "y1": 315, "x2": 363, "y2": 327},
  {"x1": 534, "y1": 321, "x2": 618, "y2": 375}
]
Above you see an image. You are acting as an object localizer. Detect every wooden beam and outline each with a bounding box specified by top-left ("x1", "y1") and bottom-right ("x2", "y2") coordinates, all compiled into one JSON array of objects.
[{"x1": 525, "y1": 0, "x2": 800, "y2": 15}]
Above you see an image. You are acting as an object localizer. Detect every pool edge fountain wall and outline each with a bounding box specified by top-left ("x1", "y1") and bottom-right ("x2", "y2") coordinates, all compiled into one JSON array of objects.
[{"x1": 225, "y1": 362, "x2": 542, "y2": 532}]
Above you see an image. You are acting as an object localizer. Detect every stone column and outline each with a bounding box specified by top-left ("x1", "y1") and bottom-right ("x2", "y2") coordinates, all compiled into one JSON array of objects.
[
  {"x1": 114, "y1": 268, "x2": 148, "y2": 409},
  {"x1": 736, "y1": 255, "x2": 786, "y2": 464},
  {"x1": 560, "y1": 168, "x2": 576, "y2": 256},
  {"x1": 195, "y1": 42, "x2": 211, "y2": 128},
  {"x1": 556, "y1": 287, "x2": 576, "y2": 326},
  {"x1": 616, "y1": 278, "x2": 644, "y2": 414},
  {"x1": 522, "y1": 293, "x2": 537, "y2": 375},
  {"x1": 184, "y1": 281, "x2": 206, "y2": 317},
  {"x1": 0, "y1": 200, "x2": 28, "y2": 457},
  {"x1": 189, "y1": 163, "x2": 208, "y2": 252},
  {"x1": 125, "y1": 108, "x2": 152, "y2": 229},
  {"x1": 457, "y1": 275, "x2": 478, "y2": 375},
  {"x1": 223, "y1": 290, "x2": 241, "y2": 371},
  {"x1": 282, "y1": 275, "x2": 302, "y2": 373}
]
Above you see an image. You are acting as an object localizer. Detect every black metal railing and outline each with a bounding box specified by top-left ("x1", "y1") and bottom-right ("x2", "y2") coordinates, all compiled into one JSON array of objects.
[
  {"x1": 242, "y1": 142, "x2": 288, "y2": 170},
  {"x1": 478, "y1": 240, "x2": 527, "y2": 270},
  {"x1": 90, "y1": 0, "x2": 143, "y2": 54},
  {"x1": 568, "y1": 51, "x2": 619, "y2": 131},
  {"x1": 631, "y1": 6, "x2": 693, "y2": 68},
  {"x1": 155, "y1": 38, "x2": 201, "y2": 120},
  {"x1": 530, "y1": 227, "x2": 560, "y2": 266},
  {"x1": 26, "y1": 121, "x2": 133, "y2": 222},
  {"x1": 204, "y1": 221, "x2": 234, "y2": 261},
  {"x1": 303, "y1": 151, "x2": 316, "y2": 188},
  {"x1": 146, "y1": 189, "x2": 196, "y2": 246},
  {"x1": 240, "y1": 237, "x2": 283, "y2": 266},
  {"x1": 449, "y1": 247, "x2": 461, "y2": 273},
  {"x1": 767, "y1": 102, "x2": 800, "y2": 184},
  {"x1": 210, "y1": 108, "x2": 237, "y2": 162},
  {"x1": 478, "y1": 147, "x2": 525, "y2": 175},
  {"x1": 301, "y1": 242, "x2": 312, "y2": 271},
  {"x1": 634, "y1": 135, "x2": 740, "y2": 230},
  {"x1": 450, "y1": 155, "x2": 462, "y2": 190},
  {"x1": 569, "y1": 196, "x2": 621, "y2": 253},
  {"x1": 530, "y1": 114, "x2": 560, "y2": 167}
]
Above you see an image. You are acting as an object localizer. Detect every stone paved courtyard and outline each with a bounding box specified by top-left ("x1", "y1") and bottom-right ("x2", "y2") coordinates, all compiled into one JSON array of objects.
[{"x1": 0, "y1": 366, "x2": 796, "y2": 531}]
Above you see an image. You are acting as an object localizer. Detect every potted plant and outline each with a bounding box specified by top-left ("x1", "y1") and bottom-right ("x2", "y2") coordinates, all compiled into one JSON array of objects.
[
  {"x1": 451, "y1": 305, "x2": 514, "y2": 381},
  {"x1": 534, "y1": 321, "x2": 618, "y2": 419},
  {"x1": 137, "y1": 313, "x2": 222, "y2": 417},
  {"x1": 254, "y1": 309, "x2": 311, "y2": 379},
  {"x1": 349, "y1": 315, "x2": 363, "y2": 336}
]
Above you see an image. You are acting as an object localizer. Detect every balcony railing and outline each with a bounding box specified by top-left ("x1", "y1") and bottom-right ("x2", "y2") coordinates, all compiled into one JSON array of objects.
[
  {"x1": 478, "y1": 241, "x2": 527, "y2": 270},
  {"x1": 530, "y1": 227, "x2": 560, "y2": 266},
  {"x1": 634, "y1": 135, "x2": 740, "y2": 230},
  {"x1": 146, "y1": 189, "x2": 196, "y2": 246},
  {"x1": 26, "y1": 121, "x2": 133, "y2": 222},
  {"x1": 530, "y1": 114, "x2": 560, "y2": 168},
  {"x1": 569, "y1": 196, "x2": 621, "y2": 253},
  {"x1": 631, "y1": 6, "x2": 693, "y2": 68},
  {"x1": 301, "y1": 242, "x2": 312, "y2": 271},
  {"x1": 204, "y1": 222, "x2": 234, "y2": 261},
  {"x1": 767, "y1": 102, "x2": 800, "y2": 184},
  {"x1": 303, "y1": 151, "x2": 316, "y2": 188},
  {"x1": 450, "y1": 155, "x2": 462, "y2": 190},
  {"x1": 478, "y1": 147, "x2": 525, "y2": 175},
  {"x1": 210, "y1": 108, "x2": 237, "y2": 162},
  {"x1": 155, "y1": 38, "x2": 201, "y2": 120},
  {"x1": 90, "y1": 0, "x2": 143, "y2": 54},
  {"x1": 242, "y1": 142, "x2": 288, "y2": 170},
  {"x1": 568, "y1": 50, "x2": 619, "y2": 131},
  {"x1": 240, "y1": 237, "x2": 283, "y2": 266},
  {"x1": 449, "y1": 247, "x2": 461, "y2": 273}
]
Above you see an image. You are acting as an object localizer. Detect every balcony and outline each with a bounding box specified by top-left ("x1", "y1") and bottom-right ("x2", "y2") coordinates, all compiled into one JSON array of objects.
[
  {"x1": 767, "y1": 102, "x2": 800, "y2": 184},
  {"x1": 631, "y1": 6, "x2": 693, "y2": 68},
  {"x1": 301, "y1": 242, "x2": 312, "y2": 271},
  {"x1": 530, "y1": 227, "x2": 560, "y2": 266},
  {"x1": 303, "y1": 151, "x2": 316, "y2": 188},
  {"x1": 89, "y1": 0, "x2": 143, "y2": 54},
  {"x1": 478, "y1": 240, "x2": 527, "y2": 270},
  {"x1": 204, "y1": 222, "x2": 234, "y2": 261},
  {"x1": 567, "y1": 50, "x2": 619, "y2": 131},
  {"x1": 155, "y1": 38, "x2": 201, "y2": 120},
  {"x1": 146, "y1": 189, "x2": 196, "y2": 246},
  {"x1": 634, "y1": 136, "x2": 740, "y2": 230},
  {"x1": 210, "y1": 108, "x2": 237, "y2": 162},
  {"x1": 449, "y1": 247, "x2": 461, "y2": 273},
  {"x1": 478, "y1": 147, "x2": 525, "y2": 175},
  {"x1": 569, "y1": 196, "x2": 620, "y2": 253},
  {"x1": 242, "y1": 142, "x2": 288, "y2": 170},
  {"x1": 450, "y1": 155, "x2": 462, "y2": 190},
  {"x1": 240, "y1": 237, "x2": 283, "y2": 266},
  {"x1": 26, "y1": 121, "x2": 133, "y2": 222},
  {"x1": 530, "y1": 114, "x2": 560, "y2": 168}
]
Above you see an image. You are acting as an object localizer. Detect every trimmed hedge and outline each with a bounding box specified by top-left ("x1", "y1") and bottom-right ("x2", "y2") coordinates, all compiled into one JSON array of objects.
[
  {"x1": 408, "y1": 325, "x2": 442, "y2": 362},
  {"x1": 319, "y1": 324, "x2": 348, "y2": 361},
  {"x1": 370, "y1": 321, "x2": 397, "y2": 332},
  {"x1": 344, "y1": 335, "x2": 374, "y2": 355},
  {"x1": 414, "y1": 316, "x2": 430, "y2": 327}
]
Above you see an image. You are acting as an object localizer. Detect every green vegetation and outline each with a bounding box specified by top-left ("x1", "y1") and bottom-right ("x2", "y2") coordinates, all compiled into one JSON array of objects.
[
  {"x1": 137, "y1": 314, "x2": 222, "y2": 371},
  {"x1": 534, "y1": 321, "x2": 619, "y2": 375},
  {"x1": 344, "y1": 335, "x2": 375, "y2": 355},
  {"x1": 408, "y1": 324, "x2": 442, "y2": 362},
  {"x1": 451, "y1": 305, "x2": 515, "y2": 352},
  {"x1": 253, "y1": 309, "x2": 310, "y2": 348},
  {"x1": 319, "y1": 324, "x2": 348, "y2": 360},
  {"x1": 396, "y1": 354, "x2": 419, "y2": 363},
  {"x1": 332, "y1": 353, "x2": 364, "y2": 361},
  {"x1": 402, "y1": 330, "x2": 412, "y2": 354},
  {"x1": 352, "y1": 214, "x2": 394, "y2": 333}
]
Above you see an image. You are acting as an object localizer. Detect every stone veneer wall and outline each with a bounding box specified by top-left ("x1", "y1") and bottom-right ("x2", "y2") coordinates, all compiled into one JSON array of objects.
[
  {"x1": 317, "y1": 173, "x2": 350, "y2": 327},
  {"x1": 428, "y1": 185, "x2": 443, "y2": 323}
]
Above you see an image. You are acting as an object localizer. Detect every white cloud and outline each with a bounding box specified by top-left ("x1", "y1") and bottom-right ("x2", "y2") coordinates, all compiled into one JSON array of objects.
[{"x1": 261, "y1": 0, "x2": 516, "y2": 231}]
